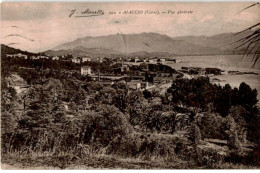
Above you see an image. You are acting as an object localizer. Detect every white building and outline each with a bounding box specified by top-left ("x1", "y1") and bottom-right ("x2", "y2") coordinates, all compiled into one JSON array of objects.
[
  {"x1": 81, "y1": 66, "x2": 91, "y2": 75},
  {"x1": 31, "y1": 56, "x2": 39, "y2": 60},
  {"x1": 175, "y1": 59, "x2": 181, "y2": 63},
  {"x1": 52, "y1": 56, "x2": 59, "y2": 60},
  {"x1": 82, "y1": 57, "x2": 91, "y2": 62},
  {"x1": 7, "y1": 53, "x2": 28, "y2": 59},
  {"x1": 127, "y1": 80, "x2": 142, "y2": 90},
  {"x1": 159, "y1": 58, "x2": 165, "y2": 62},
  {"x1": 72, "y1": 58, "x2": 81, "y2": 63},
  {"x1": 134, "y1": 57, "x2": 140, "y2": 63},
  {"x1": 37, "y1": 55, "x2": 48, "y2": 59},
  {"x1": 97, "y1": 57, "x2": 103, "y2": 63}
]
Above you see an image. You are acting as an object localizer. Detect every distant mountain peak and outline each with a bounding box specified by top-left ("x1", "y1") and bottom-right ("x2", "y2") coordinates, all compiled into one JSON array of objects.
[{"x1": 50, "y1": 32, "x2": 251, "y2": 57}]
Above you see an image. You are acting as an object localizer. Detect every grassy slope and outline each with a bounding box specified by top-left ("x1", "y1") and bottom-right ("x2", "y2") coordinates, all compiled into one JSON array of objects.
[{"x1": 1, "y1": 154, "x2": 193, "y2": 169}]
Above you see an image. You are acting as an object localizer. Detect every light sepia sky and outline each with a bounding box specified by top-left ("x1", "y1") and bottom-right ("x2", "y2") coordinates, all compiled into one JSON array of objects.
[{"x1": 1, "y1": 2, "x2": 259, "y2": 52}]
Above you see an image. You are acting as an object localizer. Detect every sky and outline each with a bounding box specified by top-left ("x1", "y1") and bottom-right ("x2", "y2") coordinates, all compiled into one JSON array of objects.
[{"x1": 1, "y1": 2, "x2": 259, "y2": 52}]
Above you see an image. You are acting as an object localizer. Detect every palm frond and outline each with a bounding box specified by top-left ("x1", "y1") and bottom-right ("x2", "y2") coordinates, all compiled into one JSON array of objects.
[
  {"x1": 235, "y1": 29, "x2": 260, "y2": 43},
  {"x1": 252, "y1": 53, "x2": 260, "y2": 68},
  {"x1": 235, "y1": 3, "x2": 260, "y2": 68},
  {"x1": 237, "y1": 2, "x2": 260, "y2": 14},
  {"x1": 235, "y1": 23, "x2": 260, "y2": 35}
]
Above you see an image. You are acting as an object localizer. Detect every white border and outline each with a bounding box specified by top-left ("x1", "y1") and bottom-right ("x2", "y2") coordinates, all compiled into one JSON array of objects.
[{"x1": 1, "y1": 0, "x2": 259, "y2": 172}]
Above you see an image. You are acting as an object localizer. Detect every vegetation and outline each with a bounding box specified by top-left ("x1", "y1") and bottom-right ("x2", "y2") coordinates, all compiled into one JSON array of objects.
[{"x1": 1, "y1": 51, "x2": 260, "y2": 169}]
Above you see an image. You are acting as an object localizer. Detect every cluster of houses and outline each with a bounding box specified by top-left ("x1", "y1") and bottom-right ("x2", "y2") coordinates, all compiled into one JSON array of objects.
[
  {"x1": 80, "y1": 65, "x2": 149, "y2": 90},
  {"x1": 7, "y1": 53, "x2": 28, "y2": 59},
  {"x1": 128, "y1": 57, "x2": 182, "y2": 63},
  {"x1": 7, "y1": 52, "x2": 224, "y2": 93},
  {"x1": 6, "y1": 53, "x2": 103, "y2": 63},
  {"x1": 80, "y1": 63, "x2": 177, "y2": 91},
  {"x1": 6, "y1": 53, "x2": 183, "y2": 66},
  {"x1": 180, "y1": 67, "x2": 223, "y2": 76}
]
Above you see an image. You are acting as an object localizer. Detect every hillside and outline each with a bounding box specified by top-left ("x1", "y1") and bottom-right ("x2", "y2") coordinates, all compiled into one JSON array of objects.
[
  {"x1": 48, "y1": 32, "x2": 250, "y2": 57},
  {"x1": 1, "y1": 44, "x2": 37, "y2": 56},
  {"x1": 175, "y1": 31, "x2": 253, "y2": 54},
  {"x1": 45, "y1": 47, "x2": 123, "y2": 57},
  {"x1": 2, "y1": 31, "x2": 254, "y2": 58}
]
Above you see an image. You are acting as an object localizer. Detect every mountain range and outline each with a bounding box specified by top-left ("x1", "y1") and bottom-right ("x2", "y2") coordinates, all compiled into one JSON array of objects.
[{"x1": 45, "y1": 31, "x2": 252, "y2": 57}]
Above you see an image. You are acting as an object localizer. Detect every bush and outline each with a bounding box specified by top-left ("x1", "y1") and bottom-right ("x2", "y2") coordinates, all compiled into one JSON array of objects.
[
  {"x1": 196, "y1": 147, "x2": 225, "y2": 168},
  {"x1": 229, "y1": 106, "x2": 248, "y2": 142},
  {"x1": 106, "y1": 133, "x2": 179, "y2": 160},
  {"x1": 226, "y1": 116, "x2": 242, "y2": 151},
  {"x1": 198, "y1": 112, "x2": 227, "y2": 140},
  {"x1": 80, "y1": 105, "x2": 133, "y2": 148}
]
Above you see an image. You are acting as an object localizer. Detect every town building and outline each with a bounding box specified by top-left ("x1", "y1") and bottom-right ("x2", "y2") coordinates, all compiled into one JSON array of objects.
[
  {"x1": 81, "y1": 66, "x2": 92, "y2": 75},
  {"x1": 82, "y1": 57, "x2": 91, "y2": 63},
  {"x1": 7, "y1": 53, "x2": 28, "y2": 59},
  {"x1": 205, "y1": 68, "x2": 222, "y2": 75},
  {"x1": 127, "y1": 80, "x2": 150, "y2": 90},
  {"x1": 52, "y1": 56, "x2": 59, "y2": 60},
  {"x1": 134, "y1": 58, "x2": 140, "y2": 63},
  {"x1": 158, "y1": 58, "x2": 166, "y2": 62},
  {"x1": 96, "y1": 57, "x2": 103, "y2": 63},
  {"x1": 6, "y1": 54, "x2": 13, "y2": 58},
  {"x1": 116, "y1": 57, "x2": 123, "y2": 63},
  {"x1": 91, "y1": 74, "x2": 125, "y2": 81},
  {"x1": 113, "y1": 63, "x2": 130, "y2": 74},
  {"x1": 72, "y1": 57, "x2": 81, "y2": 64},
  {"x1": 167, "y1": 58, "x2": 181, "y2": 63},
  {"x1": 181, "y1": 67, "x2": 205, "y2": 75},
  {"x1": 37, "y1": 55, "x2": 49, "y2": 59},
  {"x1": 173, "y1": 59, "x2": 181, "y2": 63},
  {"x1": 143, "y1": 59, "x2": 149, "y2": 63},
  {"x1": 127, "y1": 80, "x2": 142, "y2": 90},
  {"x1": 148, "y1": 59, "x2": 154, "y2": 63},
  {"x1": 30, "y1": 56, "x2": 39, "y2": 60}
]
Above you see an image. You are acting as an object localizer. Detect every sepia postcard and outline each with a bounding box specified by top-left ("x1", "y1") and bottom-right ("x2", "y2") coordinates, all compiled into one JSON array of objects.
[{"x1": 1, "y1": 1, "x2": 260, "y2": 169}]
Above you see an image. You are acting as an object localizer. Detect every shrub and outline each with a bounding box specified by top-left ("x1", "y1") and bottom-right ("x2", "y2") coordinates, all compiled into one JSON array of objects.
[
  {"x1": 80, "y1": 105, "x2": 133, "y2": 148},
  {"x1": 196, "y1": 147, "x2": 225, "y2": 168},
  {"x1": 226, "y1": 116, "x2": 242, "y2": 151},
  {"x1": 229, "y1": 106, "x2": 248, "y2": 142},
  {"x1": 106, "y1": 133, "x2": 179, "y2": 160},
  {"x1": 198, "y1": 112, "x2": 227, "y2": 140}
]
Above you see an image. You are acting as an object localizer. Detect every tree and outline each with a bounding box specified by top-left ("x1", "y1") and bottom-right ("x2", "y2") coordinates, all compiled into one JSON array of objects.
[
  {"x1": 238, "y1": 82, "x2": 258, "y2": 107},
  {"x1": 226, "y1": 116, "x2": 242, "y2": 151},
  {"x1": 80, "y1": 105, "x2": 133, "y2": 147},
  {"x1": 214, "y1": 84, "x2": 232, "y2": 117},
  {"x1": 143, "y1": 89, "x2": 152, "y2": 99}
]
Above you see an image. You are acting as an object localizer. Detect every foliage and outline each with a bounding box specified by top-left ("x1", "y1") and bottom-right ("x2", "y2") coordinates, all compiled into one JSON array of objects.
[
  {"x1": 168, "y1": 77, "x2": 258, "y2": 117},
  {"x1": 236, "y1": 2, "x2": 260, "y2": 68},
  {"x1": 107, "y1": 133, "x2": 178, "y2": 160},
  {"x1": 198, "y1": 112, "x2": 227, "y2": 140},
  {"x1": 1, "y1": 53, "x2": 260, "y2": 168}
]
